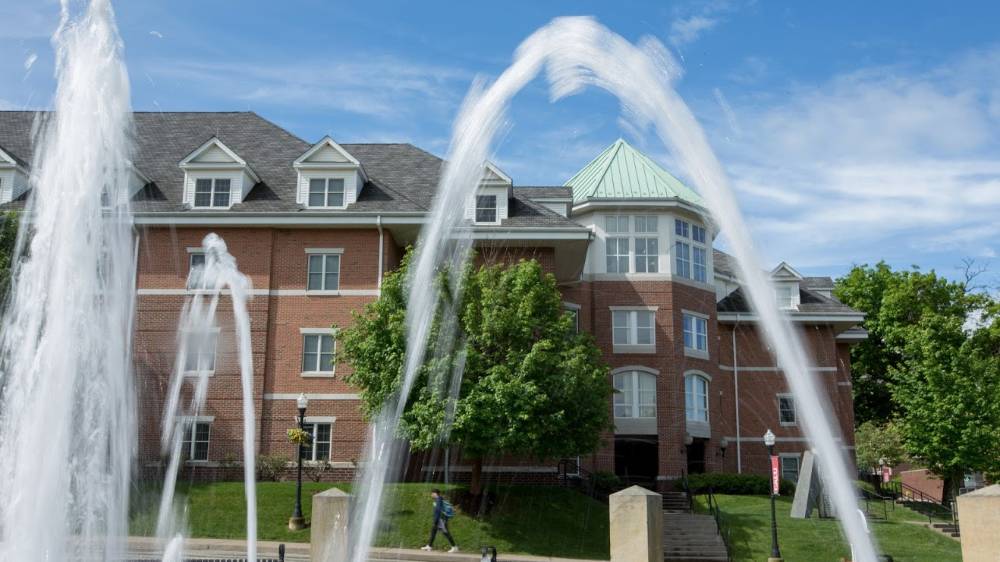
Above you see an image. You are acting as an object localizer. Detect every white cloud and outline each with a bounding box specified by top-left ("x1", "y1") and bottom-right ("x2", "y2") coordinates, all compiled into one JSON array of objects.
[
  {"x1": 669, "y1": 16, "x2": 719, "y2": 48},
  {"x1": 710, "y1": 47, "x2": 1000, "y2": 273},
  {"x1": 148, "y1": 56, "x2": 472, "y2": 121}
]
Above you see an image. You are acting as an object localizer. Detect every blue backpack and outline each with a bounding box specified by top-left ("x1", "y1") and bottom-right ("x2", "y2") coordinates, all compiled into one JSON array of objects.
[{"x1": 441, "y1": 499, "x2": 455, "y2": 519}]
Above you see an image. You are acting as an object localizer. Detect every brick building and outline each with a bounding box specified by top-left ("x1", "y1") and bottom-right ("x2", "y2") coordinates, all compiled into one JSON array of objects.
[{"x1": 0, "y1": 111, "x2": 864, "y2": 486}]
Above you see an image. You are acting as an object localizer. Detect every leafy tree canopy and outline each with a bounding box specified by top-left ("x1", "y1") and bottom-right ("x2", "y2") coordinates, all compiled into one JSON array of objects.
[{"x1": 339, "y1": 253, "x2": 612, "y2": 493}]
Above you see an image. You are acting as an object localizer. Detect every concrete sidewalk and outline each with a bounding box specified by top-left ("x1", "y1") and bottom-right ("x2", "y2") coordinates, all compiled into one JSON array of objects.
[{"x1": 126, "y1": 536, "x2": 609, "y2": 562}]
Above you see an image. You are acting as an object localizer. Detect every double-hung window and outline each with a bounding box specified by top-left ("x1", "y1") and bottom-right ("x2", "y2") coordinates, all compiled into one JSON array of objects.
[
  {"x1": 778, "y1": 394, "x2": 797, "y2": 425},
  {"x1": 634, "y1": 216, "x2": 659, "y2": 273},
  {"x1": 187, "y1": 252, "x2": 207, "y2": 289},
  {"x1": 613, "y1": 370, "x2": 656, "y2": 419},
  {"x1": 182, "y1": 421, "x2": 211, "y2": 462},
  {"x1": 307, "y1": 253, "x2": 341, "y2": 291},
  {"x1": 308, "y1": 178, "x2": 345, "y2": 208},
  {"x1": 683, "y1": 312, "x2": 708, "y2": 355},
  {"x1": 776, "y1": 287, "x2": 796, "y2": 310},
  {"x1": 675, "y1": 219, "x2": 708, "y2": 282},
  {"x1": 612, "y1": 309, "x2": 655, "y2": 352},
  {"x1": 685, "y1": 374, "x2": 709, "y2": 422},
  {"x1": 193, "y1": 178, "x2": 231, "y2": 208},
  {"x1": 606, "y1": 215, "x2": 630, "y2": 273},
  {"x1": 302, "y1": 331, "x2": 336, "y2": 375},
  {"x1": 183, "y1": 329, "x2": 218, "y2": 374},
  {"x1": 780, "y1": 455, "x2": 801, "y2": 482},
  {"x1": 475, "y1": 195, "x2": 498, "y2": 223},
  {"x1": 302, "y1": 421, "x2": 332, "y2": 461}
]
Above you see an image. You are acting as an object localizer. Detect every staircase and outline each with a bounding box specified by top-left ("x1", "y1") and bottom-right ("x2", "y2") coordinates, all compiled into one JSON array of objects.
[{"x1": 661, "y1": 491, "x2": 729, "y2": 562}]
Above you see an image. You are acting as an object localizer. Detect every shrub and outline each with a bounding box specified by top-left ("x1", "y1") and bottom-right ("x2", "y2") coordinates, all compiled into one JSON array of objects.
[
  {"x1": 590, "y1": 470, "x2": 622, "y2": 491},
  {"x1": 256, "y1": 454, "x2": 289, "y2": 482},
  {"x1": 680, "y1": 473, "x2": 795, "y2": 496},
  {"x1": 305, "y1": 460, "x2": 333, "y2": 482}
]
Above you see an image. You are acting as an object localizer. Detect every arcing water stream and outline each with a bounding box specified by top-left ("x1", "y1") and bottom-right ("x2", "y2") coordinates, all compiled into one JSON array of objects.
[
  {"x1": 156, "y1": 233, "x2": 257, "y2": 562},
  {"x1": 0, "y1": 0, "x2": 135, "y2": 560},
  {"x1": 350, "y1": 16, "x2": 878, "y2": 562}
]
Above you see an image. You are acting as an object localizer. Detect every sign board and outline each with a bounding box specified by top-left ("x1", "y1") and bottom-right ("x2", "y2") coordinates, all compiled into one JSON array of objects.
[
  {"x1": 770, "y1": 455, "x2": 780, "y2": 495},
  {"x1": 882, "y1": 465, "x2": 892, "y2": 483}
]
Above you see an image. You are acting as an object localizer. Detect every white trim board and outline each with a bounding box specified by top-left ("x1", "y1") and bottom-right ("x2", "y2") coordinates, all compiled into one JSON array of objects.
[{"x1": 263, "y1": 393, "x2": 359, "y2": 401}]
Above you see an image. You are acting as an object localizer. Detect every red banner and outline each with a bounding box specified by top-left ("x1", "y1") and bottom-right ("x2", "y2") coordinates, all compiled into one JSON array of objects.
[{"x1": 770, "y1": 455, "x2": 780, "y2": 495}]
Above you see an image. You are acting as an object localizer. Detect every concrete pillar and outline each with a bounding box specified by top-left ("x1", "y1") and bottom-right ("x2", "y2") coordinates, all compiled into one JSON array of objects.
[
  {"x1": 957, "y1": 484, "x2": 1000, "y2": 562},
  {"x1": 311, "y1": 487, "x2": 351, "y2": 562},
  {"x1": 609, "y1": 486, "x2": 663, "y2": 562}
]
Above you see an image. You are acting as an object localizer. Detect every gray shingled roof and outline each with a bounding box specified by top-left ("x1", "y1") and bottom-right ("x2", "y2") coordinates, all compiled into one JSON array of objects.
[
  {"x1": 0, "y1": 111, "x2": 584, "y2": 229},
  {"x1": 514, "y1": 186, "x2": 573, "y2": 199}
]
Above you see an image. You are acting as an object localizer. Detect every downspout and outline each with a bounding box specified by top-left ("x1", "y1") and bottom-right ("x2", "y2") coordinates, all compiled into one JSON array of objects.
[
  {"x1": 733, "y1": 313, "x2": 742, "y2": 474},
  {"x1": 376, "y1": 215, "x2": 384, "y2": 289}
]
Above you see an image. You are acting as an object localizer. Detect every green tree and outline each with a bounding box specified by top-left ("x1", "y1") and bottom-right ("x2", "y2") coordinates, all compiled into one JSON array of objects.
[
  {"x1": 339, "y1": 254, "x2": 612, "y2": 495},
  {"x1": 0, "y1": 211, "x2": 19, "y2": 300},
  {"x1": 834, "y1": 262, "x2": 975, "y2": 424},
  {"x1": 854, "y1": 421, "x2": 907, "y2": 472},
  {"x1": 890, "y1": 308, "x2": 1000, "y2": 498}
]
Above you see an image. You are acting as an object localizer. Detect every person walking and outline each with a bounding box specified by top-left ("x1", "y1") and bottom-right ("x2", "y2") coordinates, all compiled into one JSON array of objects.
[{"x1": 420, "y1": 489, "x2": 458, "y2": 553}]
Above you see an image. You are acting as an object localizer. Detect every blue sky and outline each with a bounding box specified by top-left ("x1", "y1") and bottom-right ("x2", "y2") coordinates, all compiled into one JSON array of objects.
[{"x1": 2, "y1": 0, "x2": 999, "y2": 284}]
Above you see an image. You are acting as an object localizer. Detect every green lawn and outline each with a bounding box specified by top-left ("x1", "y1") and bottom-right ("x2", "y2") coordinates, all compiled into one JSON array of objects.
[
  {"x1": 131, "y1": 482, "x2": 610, "y2": 559},
  {"x1": 693, "y1": 494, "x2": 961, "y2": 562}
]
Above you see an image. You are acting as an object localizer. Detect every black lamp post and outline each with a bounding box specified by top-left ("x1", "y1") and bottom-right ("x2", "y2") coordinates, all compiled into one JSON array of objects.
[
  {"x1": 289, "y1": 393, "x2": 308, "y2": 530},
  {"x1": 764, "y1": 429, "x2": 782, "y2": 561}
]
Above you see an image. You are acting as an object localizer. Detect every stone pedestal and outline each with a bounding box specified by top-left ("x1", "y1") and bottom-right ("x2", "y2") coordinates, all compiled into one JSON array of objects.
[
  {"x1": 957, "y1": 484, "x2": 1000, "y2": 562},
  {"x1": 311, "y1": 487, "x2": 351, "y2": 562},
  {"x1": 609, "y1": 486, "x2": 663, "y2": 562}
]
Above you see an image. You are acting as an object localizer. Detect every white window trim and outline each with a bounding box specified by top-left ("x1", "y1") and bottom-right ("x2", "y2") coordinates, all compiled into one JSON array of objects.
[
  {"x1": 177, "y1": 416, "x2": 214, "y2": 464},
  {"x1": 779, "y1": 453, "x2": 801, "y2": 482},
  {"x1": 305, "y1": 248, "x2": 345, "y2": 254},
  {"x1": 300, "y1": 417, "x2": 336, "y2": 463},
  {"x1": 672, "y1": 218, "x2": 710, "y2": 285},
  {"x1": 682, "y1": 309, "x2": 710, "y2": 359},
  {"x1": 683, "y1": 371, "x2": 711, "y2": 423},
  {"x1": 305, "y1": 251, "x2": 342, "y2": 293},
  {"x1": 610, "y1": 306, "x2": 658, "y2": 354},
  {"x1": 191, "y1": 177, "x2": 236, "y2": 209},
  {"x1": 474, "y1": 193, "x2": 501, "y2": 225},
  {"x1": 612, "y1": 369, "x2": 657, "y2": 420},
  {"x1": 603, "y1": 214, "x2": 663, "y2": 275},
  {"x1": 182, "y1": 327, "x2": 221, "y2": 377},
  {"x1": 563, "y1": 302, "x2": 581, "y2": 333},
  {"x1": 777, "y1": 393, "x2": 797, "y2": 426},
  {"x1": 300, "y1": 328, "x2": 337, "y2": 378},
  {"x1": 305, "y1": 177, "x2": 348, "y2": 210}
]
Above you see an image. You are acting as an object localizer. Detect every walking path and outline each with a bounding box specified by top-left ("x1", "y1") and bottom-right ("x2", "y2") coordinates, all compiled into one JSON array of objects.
[{"x1": 125, "y1": 536, "x2": 609, "y2": 562}]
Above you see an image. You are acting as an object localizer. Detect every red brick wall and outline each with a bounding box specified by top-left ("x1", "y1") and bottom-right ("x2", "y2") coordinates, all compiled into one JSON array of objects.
[{"x1": 133, "y1": 225, "x2": 857, "y2": 485}]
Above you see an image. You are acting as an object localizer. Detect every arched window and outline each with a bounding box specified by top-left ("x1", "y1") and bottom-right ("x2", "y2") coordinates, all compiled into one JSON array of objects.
[
  {"x1": 685, "y1": 373, "x2": 709, "y2": 422},
  {"x1": 613, "y1": 370, "x2": 656, "y2": 419}
]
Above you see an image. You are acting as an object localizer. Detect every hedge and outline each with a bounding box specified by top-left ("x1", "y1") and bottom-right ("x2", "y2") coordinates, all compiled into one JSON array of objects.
[{"x1": 679, "y1": 472, "x2": 796, "y2": 496}]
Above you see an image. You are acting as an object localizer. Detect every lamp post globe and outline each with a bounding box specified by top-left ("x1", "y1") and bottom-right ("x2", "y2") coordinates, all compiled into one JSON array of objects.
[
  {"x1": 289, "y1": 393, "x2": 309, "y2": 530},
  {"x1": 764, "y1": 429, "x2": 781, "y2": 561}
]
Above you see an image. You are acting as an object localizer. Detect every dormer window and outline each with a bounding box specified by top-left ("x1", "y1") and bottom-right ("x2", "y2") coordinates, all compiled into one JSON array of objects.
[
  {"x1": 770, "y1": 262, "x2": 803, "y2": 310},
  {"x1": 179, "y1": 138, "x2": 257, "y2": 209},
  {"x1": 776, "y1": 286, "x2": 796, "y2": 310},
  {"x1": 194, "y1": 178, "x2": 231, "y2": 208},
  {"x1": 308, "y1": 178, "x2": 346, "y2": 208},
  {"x1": 475, "y1": 195, "x2": 498, "y2": 223}
]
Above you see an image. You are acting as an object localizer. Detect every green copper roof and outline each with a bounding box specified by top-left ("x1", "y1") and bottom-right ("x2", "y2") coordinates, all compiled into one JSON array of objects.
[{"x1": 565, "y1": 138, "x2": 704, "y2": 206}]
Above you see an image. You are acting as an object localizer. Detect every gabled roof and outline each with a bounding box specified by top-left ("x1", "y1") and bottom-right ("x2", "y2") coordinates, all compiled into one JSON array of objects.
[
  {"x1": 482, "y1": 162, "x2": 512, "y2": 186},
  {"x1": 0, "y1": 144, "x2": 26, "y2": 169},
  {"x1": 770, "y1": 261, "x2": 803, "y2": 281},
  {"x1": 564, "y1": 138, "x2": 704, "y2": 206},
  {"x1": 179, "y1": 136, "x2": 258, "y2": 181},
  {"x1": 294, "y1": 136, "x2": 361, "y2": 168}
]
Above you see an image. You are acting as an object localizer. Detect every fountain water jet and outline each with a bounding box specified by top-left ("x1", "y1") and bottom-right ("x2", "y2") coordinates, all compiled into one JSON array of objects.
[
  {"x1": 349, "y1": 16, "x2": 878, "y2": 562},
  {"x1": 156, "y1": 233, "x2": 258, "y2": 562},
  {"x1": 0, "y1": 0, "x2": 136, "y2": 560}
]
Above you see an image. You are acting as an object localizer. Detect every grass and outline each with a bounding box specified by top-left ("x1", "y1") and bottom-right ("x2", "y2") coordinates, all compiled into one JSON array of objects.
[
  {"x1": 693, "y1": 494, "x2": 962, "y2": 562},
  {"x1": 130, "y1": 481, "x2": 610, "y2": 559}
]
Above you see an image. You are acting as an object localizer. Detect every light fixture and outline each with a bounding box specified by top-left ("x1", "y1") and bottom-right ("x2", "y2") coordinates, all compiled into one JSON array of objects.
[
  {"x1": 684, "y1": 433, "x2": 694, "y2": 446},
  {"x1": 763, "y1": 429, "x2": 776, "y2": 448},
  {"x1": 296, "y1": 392, "x2": 309, "y2": 411}
]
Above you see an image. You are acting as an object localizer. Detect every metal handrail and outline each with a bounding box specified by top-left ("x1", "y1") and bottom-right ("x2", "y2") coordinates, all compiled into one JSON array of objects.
[
  {"x1": 703, "y1": 487, "x2": 733, "y2": 562},
  {"x1": 879, "y1": 478, "x2": 958, "y2": 529}
]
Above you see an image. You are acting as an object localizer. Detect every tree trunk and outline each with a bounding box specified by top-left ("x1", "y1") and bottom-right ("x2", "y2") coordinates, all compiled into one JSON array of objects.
[{"x1": 470, "y1": 457, "x2": 484, "y2": 497}]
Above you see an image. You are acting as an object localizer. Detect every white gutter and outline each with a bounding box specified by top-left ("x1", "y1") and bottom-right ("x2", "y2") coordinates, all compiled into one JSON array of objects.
[
  {"x1": 733, "y1": 313, "x2": 742, "y2": 474},
  {"x1": 376, "y1": 215, "x2": 384, "y2": 288}
]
